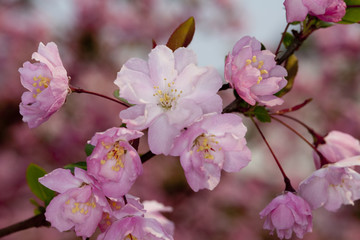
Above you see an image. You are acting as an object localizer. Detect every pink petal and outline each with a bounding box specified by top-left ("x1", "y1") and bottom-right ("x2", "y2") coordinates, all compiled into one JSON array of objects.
[
  {"x1": 39, "y1": 168, "x2": 82, "y2": 193},
  {"x1": 284, "y1": 0, "x2": 309, "y2": 22}
]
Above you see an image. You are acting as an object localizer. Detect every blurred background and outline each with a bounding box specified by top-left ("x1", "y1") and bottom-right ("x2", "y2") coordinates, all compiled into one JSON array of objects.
[{"x1": 1, "y1": 0, "x2": 360, "y2": 239}]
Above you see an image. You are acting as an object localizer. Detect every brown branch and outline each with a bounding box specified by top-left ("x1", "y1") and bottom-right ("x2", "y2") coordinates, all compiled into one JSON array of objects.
[{"x1": 0, "y1": 213, "x2": 50, "y2": 238}]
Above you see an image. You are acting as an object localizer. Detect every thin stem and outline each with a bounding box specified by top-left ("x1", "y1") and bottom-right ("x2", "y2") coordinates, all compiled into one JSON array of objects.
[
  {"x1": 140, "y1": 151, "x2": 155, "y2": 164},
  {"x1": 273, "y1": 114, "x2": 329, "y2": 166},
  {"x1": 275, "y1": 115, "x2": 325, "y2": 144},
  {"x1": 250, "y1": 116, "x2": 295, "y2": 192},
  {"x1": 271, "y1": 116, "x2": 329, "y2": 162},
  {"x1": 275, "y1": 23, "x2": 290, "y2": 56},
  {"x1": 347, "y1": 5, "x2": 360, "y2": 7},
  {"x1": 69, "y1": 86, "x2": 130, "y2": 108},
  {"x1": 0, "y1": 213, "x2": 50, "y2": 238}
]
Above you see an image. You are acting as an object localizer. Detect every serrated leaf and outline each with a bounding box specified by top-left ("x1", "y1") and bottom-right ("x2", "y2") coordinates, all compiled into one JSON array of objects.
[
  {"x1": 276, "y1": 54, "x2": 298, "y2": 97},
  {"x1": 64, "y1": 161, "x2": 87, "y2": 174},
  {"x1": 254, "y1": 106, "x2": 271, "y2": 123},
  {"x1": 341, "y1": 1, "x2": 360, "y2": 23},
  {"x1": 85, "y1": 144, "x2": 95, "y2": 156},
  {"x1": 166, "y1": 17, "x2": 195, "y2": 51},
  {"x1": 283, "y1": 32, "x2": 294, "y2": 48},
  {"x1": 26, "y1": 164, "x2": 55, "y2": 206}
]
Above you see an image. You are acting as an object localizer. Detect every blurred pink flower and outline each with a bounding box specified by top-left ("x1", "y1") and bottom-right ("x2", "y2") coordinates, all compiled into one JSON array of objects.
[
  {"x1": 143, "y1": 200, "x2": 175, "y2": 236},
  {"x1": 225, "y1": 36, "x2": 287, "y2": 107},
  {"x1": 314, "y1": 130, "x2": 360, "y2": 169},
  {"x1": 87, "y1": 127, "x2": 143, "y2": 198},
  {"x1": 170, "y1": 113, "x2": 251, "y2": 192},
  {"x1": 299, "y1": 156, "x2": 360, "y2": 211},
  {"x1": 19, "y1": 42, "x2": 69, "y2": 128},
  {"x1": 39, "y1": 168, "x2": 109, "y2": 239},
  {"x1": 259, "y1": 192, "x2": 312, "y2": 239},
  {"x1": 115, "y1": 45, "x2": 222, "y2": 155},
  {"x1": 283, "y1": 0, "x2": 346, "y2": 23}
]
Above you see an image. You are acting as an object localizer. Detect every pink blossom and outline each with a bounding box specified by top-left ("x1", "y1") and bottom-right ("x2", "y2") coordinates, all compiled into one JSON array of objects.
[
  {"x1": 86, "y1": 127, "x2": 143, "y2": 198},
  {"x1": 98, "y1": 196, "x2": 174, "y2": 240},
  {"x1": 225, "y1": 36, "x2": 287, "y2": 107},
  {"x1": 143, "y1": 200, "x2": 175, "y2": 236},
  {"x1": 299, "y1": 156, "x2": 360, "y2": 211},
  {"x1": 98, "y1": 195, "x2": 145, "y2": 233},
  {"x1": 259, "y1": 192, "x2": 313, "y2": 239},
  {"x1": 38, "y1": 168, "x2": 109, "y2": 239},
  {"x1": 98, "y1": 216, "x2": 173, "y2": 240},
  {"x1": 284, "y1": 0, "x2": 346, "y2": 23},
  {"x1": 115, "y1": 45, "x2": 223, "y2": 155},
  {"x1": 19, "y1": 42, "x2": 69, "y2": 128},
  {"x1": 313, "y1": 130, "x2": 360, "y2": 169},
  {"x1": 170, "y1": 113, "x2": 251, "y2": 191}
]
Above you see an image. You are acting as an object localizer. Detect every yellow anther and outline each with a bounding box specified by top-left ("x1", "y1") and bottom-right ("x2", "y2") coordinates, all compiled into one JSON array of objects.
[
  {"x1": 33, "y1": 76, "x2": 38, "y2": 81},
  {"x1": 100, "y1": 159, "x2": 106, "y2": 165},
  {"x1": 168, "y1": 83, "x2": 171, "y2": 87},
  {"x1": 257, "y1": 76, "x2": 263, "y2": 84},
  {"x1": 65, "y1": 200, "x2": 70, "y2": 205},
  {"x1": 32, "y1": 83, "x2": 37, "y2": 87},
  {"x1": 157, "y1": 90, "x2": 162, "y2": 94},
  {"x1": 257, "y1": 61, "x2": 264, "y2": 69},
  {"x1": 36, "y1": 89, "x2": 41, "y2": 93},
  {"x1": 246, "y1": 59, "x2": 252, "y2": 65},
  {"x1": 252, "y1": 55, "x2": 257, "y2": 62},
  {"x1": 260, "y1": 69, "x2": 268, "y2": 75}
]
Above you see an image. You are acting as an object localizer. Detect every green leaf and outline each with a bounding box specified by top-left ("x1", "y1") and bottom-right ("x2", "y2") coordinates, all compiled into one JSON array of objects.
[
  {"x1": 26, "y1": 164, "x2": 55, "y2": 206},
  {"x1": 63, "y1": 161, "x2": 87, "y2": 173},
  {"x1": 340, "y1": 0, "x2": 360, "y2": 23},
  {"x1": 283, "y1": 32, "x2": 294, "y2": 48},
  {"x1": 253, "y1": 106, "x2": 271, "y2": 123},
  {"x1": 276, "y1": 54, "x2": 298, "y2": 97},
  {"x1": 85, "y1": 144, "x2": 95, "y2": 156},
  {"x1": 166, "y1": 17, "x2": 195, "y2": 51}
]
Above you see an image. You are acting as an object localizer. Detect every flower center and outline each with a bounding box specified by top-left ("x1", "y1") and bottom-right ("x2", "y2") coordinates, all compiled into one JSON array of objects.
[
  {"x1": 192, "y1": 134, "x2": 221, "y2": 160},
  {"x1": 245, "y1": 55, "x2": 268, "y2": 84},
  {"x1": 124, "y1": 234, "x2": 137, "y2": 240},
  {"x1": 153, "y1": 78, "x2": 182, "y2": 110},
  {"x1": 65, "y1": 198, "x2": 97, "y2": 215},
  {"x1": 101, "y1": 141, "x2": 127, "y2": 172},
  {"x1": 32, "y1": 75, "x2": 50, "y2": 98}
]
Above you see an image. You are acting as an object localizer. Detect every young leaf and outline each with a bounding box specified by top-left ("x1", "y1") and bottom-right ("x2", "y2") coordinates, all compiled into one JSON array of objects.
[
  {"x1": 85, "y1": 143, "x2": 95, "y2": 156},
  {"x1": 166, "y1": 17, "x2": 195, "y2": 51},
  {"x1": 341, "y1": 1, "x2": 360, "y2": 24},
  {"x1": 254, "y1": 106, "x2": 271, "y2": 123},
  {"x1": 283, "y1": 32, "x2": 294, "y2": 48},
  {"x1": 276, "y1": 54, "x2": 298, "y2": 97},
  {"x1": 26, "y1": 164, "x2": 55, "y2": 206},
  {"x1": 64, "y1": 161, "x2": 87, "y2": 173}
]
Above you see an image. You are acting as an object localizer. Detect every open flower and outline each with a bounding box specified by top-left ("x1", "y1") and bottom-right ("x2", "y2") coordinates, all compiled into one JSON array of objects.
[
  {"x1": 98, "y1": 216, "x2": 173, "y2": 240},
  {"x1": 39, "y1": 168, "x2": 109, "y2": 239},
  {"x1": 299, "y1": 156, "x2": 360, "y2": 211},
  {"x1": 170, "y1": 113, "x2": 251, "y2": 191},
  {"x1": 86, "y1": 127, "x2": 143, "y2": 198},
  {"x1": 115, "y1": 45, "x2": 223, "y2": 155},
  {"x1": 98, "y1": 196, "x2": 174, "y2": 240},
  {"x1": 259, "y1": 192, "x2": 313, "y2": 239},
  {"x1": 284, "y1": 0, "x2": 346, "y2": 23},
  {"x1": 313, "y1": 130, "x2": 360, "y2": 169},
  {"x1": 19, "y1": 42, "x2": 69, "y2": 128},
  {"x1": 225, "y1": 36, "x2": 287, "y2": 107}
]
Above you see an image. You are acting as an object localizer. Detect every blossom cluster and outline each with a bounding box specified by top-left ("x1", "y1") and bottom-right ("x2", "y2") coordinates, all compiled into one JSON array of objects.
[{"x1": 17, "y1": 0, "x2": 360, "y2": 238}]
